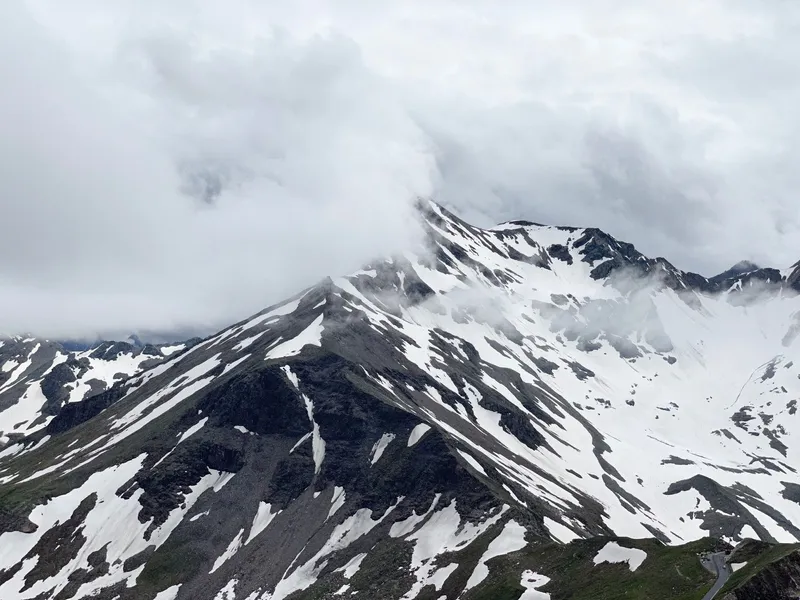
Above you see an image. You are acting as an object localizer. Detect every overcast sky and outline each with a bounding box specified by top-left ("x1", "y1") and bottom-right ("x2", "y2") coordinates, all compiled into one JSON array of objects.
[{"x1": 2, "y1": 1, "x2": 799, "y2": 340}]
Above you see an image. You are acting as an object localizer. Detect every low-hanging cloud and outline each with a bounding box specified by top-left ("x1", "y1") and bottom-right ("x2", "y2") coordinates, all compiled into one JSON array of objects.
[
  {"x1": 0, "y1": 3, "x2": 433, "y2": 339},
  {"x1": 2, "y1": 0, "x2": 800, "y2": 340}
]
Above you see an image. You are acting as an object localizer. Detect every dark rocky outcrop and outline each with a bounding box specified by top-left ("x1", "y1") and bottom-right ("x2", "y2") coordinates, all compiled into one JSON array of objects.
[
  {"x1": 47, "y1": 384, "x2": 129, "y2": 435},
  {"x1": 723, "y1": 550, "x2": 800, "y2": 599}
]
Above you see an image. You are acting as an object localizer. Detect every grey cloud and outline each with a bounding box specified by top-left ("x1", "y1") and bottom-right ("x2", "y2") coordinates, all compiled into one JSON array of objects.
[
  {"x1": 0, "y1": 4, "x2": 432, "y2": 339},
  {"x1": 419, "y1": 99, "x2": 722, "y2": 270},
  {"x1": 2, "y1": 0, "x2": 800, "y2": 339}
]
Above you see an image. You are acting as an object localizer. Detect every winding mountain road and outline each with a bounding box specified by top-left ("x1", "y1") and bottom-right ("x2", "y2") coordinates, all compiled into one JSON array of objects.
[{"x1": 701, "y1": 552, "x2": 732, "y2": 600}]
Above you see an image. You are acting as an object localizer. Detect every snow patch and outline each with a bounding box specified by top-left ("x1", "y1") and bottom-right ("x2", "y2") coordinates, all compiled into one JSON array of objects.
[
  {"x1": 458, "y1": 450, "x2": 487, "y2": 476},
  {"x1": 153, "y1": 584, "x2": 182, "y2": 600},
  {"x1": 520, "y1": 571, "x2": 551, "y2": 599},
  {"x1": 593, "y1": 542, "x2": 647, "y2": 571},
  {"x1": 246, "y1": 502, "x2": 280, "y2": 545},
  {"x1": 399, "y1": 501, "x2": 507, "y2": 599},
  {"x1": 0, "y1": 458, "x2": 232, "y2": 599},
  {"x1": 408, "y1": 423, "x2": 431, "y2": 447},
  {"x1": 214, "y1": 579, "x2": 238, "y2": 600},
  {"x1": 269, "y1": 500, "x2": 400, "y2": 600},
  {"x1": 543, "y1": 516, "x2": 579, "y2": 543},
  {"x1": 290, "y1": 432, "x2": 311, "y2": 453},
  {"x1": 302, "y1": 394, "x2": 326, "y2": 475},
  {"x1": 178, "y1": 417, "x2": 208, "y2": 443},
  {"x1": 210, "y1": 529, "x2": 245, "y2": 574},
  {"x1": 328, "y1": 486, "x2": 346, "y2": 519},
  {"x1": 370, "y1": 433, "x2": 396, "y2": 465},
  {"x1": 159, "y1": 344, "x2": 185, "y2": 357},
  {"x1": 390, "y1": 495, "x2": 441, "y2": 538},
  {"x1": 464, "y1": 520, "x2": 527, "y2": 591},
  {"x1": 241, "y1": 295, "x2": 305, "y2": 331},
  {"x1": 222, "y1": 355, "x2": 250, "y2": 375},
  {"x1": 335, "y1": 553, "x2": 367, "y2": 579},
  {"x1": 265, "y1": 315, "x2": 324, "y2": 360},
  {"x1": 234, "y1": 333, "x2": 265, "y2": 351},
  {"x1": 739, "y1": 524, "x2": 758, "y2": 540},
  {"x1": 213, "y1": 471, "x2": 236, "y2": 492}
]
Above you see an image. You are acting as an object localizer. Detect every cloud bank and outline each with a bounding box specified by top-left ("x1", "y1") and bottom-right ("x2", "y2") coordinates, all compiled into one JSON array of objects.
[{"x1": 2, "y1": 0, "x2": 799, "y2": 338}]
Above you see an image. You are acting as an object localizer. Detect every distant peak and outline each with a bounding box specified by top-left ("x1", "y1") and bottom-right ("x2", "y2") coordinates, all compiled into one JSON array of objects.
[
  {"x1": 729, "y1": 260, "x2": 760, "y2": 274},
  {"x1": 709, "y1": 260, "x2": 761, "y2": 283},
  {"x1": 126, "y1": 333, "x2": 144, "y2": 348},
  {"x1": 504, "y1": 219, "x2": 546, "y2": 228}
]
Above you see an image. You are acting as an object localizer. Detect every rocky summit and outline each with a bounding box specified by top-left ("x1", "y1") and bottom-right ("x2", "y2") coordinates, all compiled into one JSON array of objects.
[{"x1": 2, "y1": 201, "x2": 800, "y2": 600}]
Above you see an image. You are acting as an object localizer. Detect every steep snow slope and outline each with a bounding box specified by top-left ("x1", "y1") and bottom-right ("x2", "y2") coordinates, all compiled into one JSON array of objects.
[{"x1": 1, "y1": 201, "x2": 800, "y2": 600}]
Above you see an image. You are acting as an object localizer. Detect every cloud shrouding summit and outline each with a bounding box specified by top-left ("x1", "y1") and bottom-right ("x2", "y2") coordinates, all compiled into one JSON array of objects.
[{"x1": 2, "y1": 0, "x2": 799, "y2": 339}]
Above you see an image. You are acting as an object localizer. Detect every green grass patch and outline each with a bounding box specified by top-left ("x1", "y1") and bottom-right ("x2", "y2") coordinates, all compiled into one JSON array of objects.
[
  {"x1": 136, "y1": 542, "x2": 208, "y2": 593},
  {"x1": 467, "y1": 536, "x2": 720, "y2": 600}
]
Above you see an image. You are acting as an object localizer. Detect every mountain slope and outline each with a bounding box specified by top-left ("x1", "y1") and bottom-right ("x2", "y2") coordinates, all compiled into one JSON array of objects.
[
  {"x1": 0, "y1": 338, "x2": 189, "y2": 447},
  {"x1": 2, "y1": 201, "x2": 800, "y2": 599}
]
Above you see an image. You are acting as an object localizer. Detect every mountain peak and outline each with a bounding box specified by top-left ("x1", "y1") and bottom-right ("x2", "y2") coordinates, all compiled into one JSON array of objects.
[
  {"x1": 710, "y1": 260, "x2": 761, "y2": 281},
  {"x1": 2, "y1": 203, "x2": 800, "y2": 600}
]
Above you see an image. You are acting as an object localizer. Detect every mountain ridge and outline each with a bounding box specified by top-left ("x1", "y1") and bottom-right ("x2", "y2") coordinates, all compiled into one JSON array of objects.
[
  {"x1": 0, "y1": 337, "x2": 193, "y2": 447},
  {"x1": 2, "y1": 200, "x2": 800, "y2": 599},
  {"x1": 492, "y1": 212, "x2": 797, "y2": 290}
]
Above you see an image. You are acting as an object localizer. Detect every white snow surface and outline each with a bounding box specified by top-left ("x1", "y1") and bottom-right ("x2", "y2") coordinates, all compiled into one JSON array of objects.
[
  {"x1": 153, "y1": 584, "x2": 182, "y2": 600},
  {"x1": 593, "y1": 542, "x2": 648, "y2": 571},
  {"x1": 335, "y1": 553, "x2": 366, "y2": 579},
  {"x1": 246, "y1": 502, "x2": 280, "y2": 545},
  {"x1": 458, "y1": 450, "x2": 488, "y2": 476},
  {"x1": 328, "y1": 486, "x2": 347, "y2": 519},
  {"x1": 265, "y1": 314, "x2": 324, "y2": 360},
  {"x1": 281, "y1": 366, "x2": 325, "y2": 474},
  {"x1": 178, "y1": 416, "x2": 208, "y2": 443},
  {"x1": 407, "y1": 423, "x2": 431, "y2": 447},
  {"x1": 211, "y1": 529, "x2": 245, "y2": 573},
  {"x1": 0, "y1": 455, "x2": 233, "y2": 599},
  {"x1": 7, "y1": 202, "x2": 800, "y2": 597},
  {"x1": 370, "y1": 433, "x2": 396, "y2": 465},
  {"x1": 9, "y1": 350, "x2": 228, "y2": 481},
  {"x1": 240, "y1": 294, "x2": 306, "y2": 331},
  {"x1": 268, "y1": 500, "x2": 401, "y2": 600},
  {"x1": 519, "y1": 571, "x2": 551, "y2": 600},
  {"x1": 398, "y1": 501, "x2": 508, "y2": 599},
  {"x1": 214, "y1": 579, "x2": 238, "y2": 600},
  {"x1": 543, "y1": 517, "x2": 579, "y2": 543},
  {"x1": 464, "y1": 520, "x2": 527, "y2": 591},
  {"x1": 158, "y1": 344, "x2": 185, "y2": 356},
  {"x1": 266, "y1": 202, "x2": 800, "y2": 547},
  {"x1": 302, "y1": 392, "x2": 325, "y2": 474}
]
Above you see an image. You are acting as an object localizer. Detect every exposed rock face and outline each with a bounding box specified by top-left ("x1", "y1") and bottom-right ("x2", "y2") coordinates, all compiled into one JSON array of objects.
[
  {"x1": 723, "y1": 550, "x2": 800, "y2": 599},
  {"x1": 2, "y1": 201, "x2": 800, "y2": 599}
]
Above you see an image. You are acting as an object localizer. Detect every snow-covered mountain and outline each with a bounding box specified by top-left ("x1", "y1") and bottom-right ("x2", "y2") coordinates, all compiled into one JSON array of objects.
[
  {"x1": 1, "y1": 201, "x2": 800, "y2": 600},
  {"x1": 0, "y1": 338, "x2": 189, "y2": 445}
]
